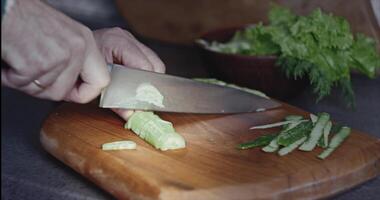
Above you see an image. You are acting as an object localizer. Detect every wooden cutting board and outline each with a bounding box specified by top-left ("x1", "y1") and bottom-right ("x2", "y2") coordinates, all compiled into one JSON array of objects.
[{"x1": 40, "y1": 102, "x2": 380, "y2": 200}]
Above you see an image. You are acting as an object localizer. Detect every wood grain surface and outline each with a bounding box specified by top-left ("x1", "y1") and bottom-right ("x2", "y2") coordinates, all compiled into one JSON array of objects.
[{"x1": 40, "y1": 102, "x2": 380, "y2": 200}]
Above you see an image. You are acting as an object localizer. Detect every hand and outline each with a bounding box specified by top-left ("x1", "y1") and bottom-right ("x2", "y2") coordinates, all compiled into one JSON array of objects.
[
  {"x1": 1, "y1": 0, "x2": 109, "y2": 103},
  {"x1": 93, "y1": 28, "x2": 166, "y2": 120}
]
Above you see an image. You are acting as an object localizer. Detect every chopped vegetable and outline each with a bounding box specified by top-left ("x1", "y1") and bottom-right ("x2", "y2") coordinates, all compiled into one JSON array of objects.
[
  {"x1": 262, "y1": 138, "x2": 280, "y2": 152},
  {"x1": 240, "y1": 112, "x2": 351, "y2": 160},
  {"x1": 237, "y1": 134, "x2": 277, "y2": 150},
  {"x1": 125, "y1": 111, "x2": 185, "y2": 151},
  {"x1": 331, "y1": 123, "x2": 344, "y2": 134},
  {"x1": 310, "y1": 114, "x2": 318, "y2": 124},
  {"x1": 277, "y1": 121, "x2": 313, "y2": 146},
  {"x1": 318, "y1": 127, "x2": 351, "y2": 159},
  {"x1": 282, "y1": 120, "x2": 306, "y2": 132},
  {"x1": 193, "y1": 78, "x2": 269, "y2": 99},
  {"x1": 256, "y1": 108, "x2": 266, "y2": 112},
  {"x1": 102, "y1": 140, "x2": 137, "y2": 150},
  {"x1": 299, "y1": 113, "x2": 330, "y2": 151},
  {"x1": 250, "y1": 120, "x2": 307, "y2": 130},
  {"x1": 278, "y1": 137, "x2": 307, "y2": 156},
  {"x1": 135, "y1": 83, "x2": 164, "y2": 108},
  {"x1": 285, "y1": 115, "x2": 304, "y2": 121},
  {"x1": 318, "y1": 121, "x2": 332, "y2": 148}
]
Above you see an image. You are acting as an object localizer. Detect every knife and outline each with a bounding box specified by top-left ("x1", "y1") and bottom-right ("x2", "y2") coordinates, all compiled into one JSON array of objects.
[{"x1": 99, "y1": 64, "x2": 281, "y2": 114}]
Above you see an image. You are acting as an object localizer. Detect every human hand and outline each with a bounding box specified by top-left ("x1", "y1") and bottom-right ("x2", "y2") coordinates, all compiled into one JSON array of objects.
[
  {"x1": 93, "y1": 27, "x2": 166, "y2": 120},
  {"x1": 1, "y1": 0, "x2": 109, "y2": 103}
]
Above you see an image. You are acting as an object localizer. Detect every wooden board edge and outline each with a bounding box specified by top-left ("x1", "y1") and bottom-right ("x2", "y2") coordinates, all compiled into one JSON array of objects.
[{"x1": 39, "y1": 128, "x2": 159, "y2": 200}]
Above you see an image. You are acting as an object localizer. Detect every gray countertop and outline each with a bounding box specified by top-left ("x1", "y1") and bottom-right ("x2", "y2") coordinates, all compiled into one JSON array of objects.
[{"x1": 2, "y1": 1, "x2": 379, "y2": 199}]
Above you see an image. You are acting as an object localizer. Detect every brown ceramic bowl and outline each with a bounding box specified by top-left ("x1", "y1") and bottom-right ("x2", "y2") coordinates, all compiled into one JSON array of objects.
[{"x1": 196, "y1": 26, "x2": 308, "y2": 101}]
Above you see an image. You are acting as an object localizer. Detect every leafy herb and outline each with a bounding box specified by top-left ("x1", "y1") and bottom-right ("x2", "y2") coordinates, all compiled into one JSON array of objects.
[{"x1": 202, "y1": 4, "x2": 380, "y2": 107}]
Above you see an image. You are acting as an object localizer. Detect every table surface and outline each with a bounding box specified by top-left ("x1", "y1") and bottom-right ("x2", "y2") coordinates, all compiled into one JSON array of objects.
[{"x1": 2, "y1": 0, "x2": 379, "y2": 199}]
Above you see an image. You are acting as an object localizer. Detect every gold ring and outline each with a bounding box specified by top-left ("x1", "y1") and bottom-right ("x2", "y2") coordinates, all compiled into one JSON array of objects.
[{"x1": 33, "y1": 79, "x2": 45, "y2": 89}]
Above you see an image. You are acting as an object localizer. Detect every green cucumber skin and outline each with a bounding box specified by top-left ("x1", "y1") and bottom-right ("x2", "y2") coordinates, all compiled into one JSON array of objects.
[
  {"x1": 278, "y1": 136, "x2": 307, "y2": 156},
  {"x1": 262, "y1": 137, "x2": 280, "y2": 152},
  {"x1": 237, "y1": 134, "x2": 278, "y2": 150},
  {"x1": 125, "y1": 111, "x2": 185, "y2": 151},
  {"x1": 299, "y1": 113, "x2": 330, "y2": 151},
  {"x1": 318, "y1": 121, "x2": 332, "y2": 148},
  {"x1": 285, "y1": 115, "x2": 304, "y2": 121},
  {"x1": 318, "y1": 127, "x2": 351, "y2": 159},
  {"x1": 277, "y1": 121, "x2": 313, "y2": 147}
]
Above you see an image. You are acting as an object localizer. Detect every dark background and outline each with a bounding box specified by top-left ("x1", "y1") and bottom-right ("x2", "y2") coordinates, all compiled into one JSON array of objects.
[{"x1": 2, "y1": 0, "x2": 379, "y2": 199}]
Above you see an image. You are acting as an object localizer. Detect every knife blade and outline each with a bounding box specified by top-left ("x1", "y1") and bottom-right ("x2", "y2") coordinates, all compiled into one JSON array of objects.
[{"x1": 99, "y1": 64, "x2": 281, "y2": 114}]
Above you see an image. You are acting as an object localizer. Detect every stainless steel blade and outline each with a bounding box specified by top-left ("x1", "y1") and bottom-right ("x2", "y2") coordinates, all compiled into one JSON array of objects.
[{"x1": 99, "y1": 64, "x2": 281, "y2": 113}]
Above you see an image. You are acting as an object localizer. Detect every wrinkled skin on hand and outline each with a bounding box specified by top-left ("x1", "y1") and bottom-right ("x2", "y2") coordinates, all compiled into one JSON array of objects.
[
  {"x1": 1, "y1": 0, "x2": 166, "y2": 121},
  {"x1": 93, "y1": 28, "x2": 166, "y2": 120},
  {"x1": 1, "y1": 0, "x2": 110, "y2": 103}
]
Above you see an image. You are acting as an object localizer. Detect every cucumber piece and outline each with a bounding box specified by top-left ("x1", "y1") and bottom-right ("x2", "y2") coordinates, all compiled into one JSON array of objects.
[
  {"x1": 318, "y1": 121, "x2": 332, "y2": 148},
  {"x1": 250, "y1": 120, "x2": 307, "y2": 130},
  {"x1": 299, "y1": 113, "x2": 330, "y2": 151},
  {"x1": 262, "y1": 136, "x2": 280, "y2": 152},
  {"x1": 135, "y1": 83, "x2": 165, "y2": 108},
  {"x1": 285, "y1": 115, "x2": 304, "y2": 121},
  {"x1": 237, "y1": 134, "x2": 278, "y2": 150},
  {"x1": 318, "y1": 127, "x2": 351, "y2": 159},
  {"x1": 102, "y1": 140, "x2": 137, "y2": 150},
  {"x1": 278, "y1": 136, "x2": 307, "y2": 156},
  {"x1": 125, "y1": 112, "x2": 185, "y2": 151},
  {"x1": 277, "y1": 121, "x2": 313, "y2": 146},
  {"x1": 193, "y1": 78, "x2": 269, "y2": 99},
  {"x1": 310, "y1": 113, "x2": 318, "y2": 124}
]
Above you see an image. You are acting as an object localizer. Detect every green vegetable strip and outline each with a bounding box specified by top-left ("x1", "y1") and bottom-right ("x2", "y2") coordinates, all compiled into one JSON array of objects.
[
  {"x1": 283, "y1": 120, "x2": 306, "y2": 132},
  {"x1": 318, "y1": 121, "x2": 332, "y2": 148},
  {"x1": 277, "y1": 121, "x2": 313, "y2": 146},
  {"x1": 237, "y1": 134, "x2": 277, "y2": 150},
  {"x1": 125, "y1": 111, "x2": 185, "y2": 151},
  {"x1": 102, "y1": 140, "x2": 137, "y2": 150},
  {"x1": 261, "y1": 119, "x2": 307, "y2": 152},
  {"x1": 299, "y1": 113, "x2": 330, "y2": 151},
  {"x1": 285, "y1": 115, "x2": 304, "y2": 121},
  {"x1": 262, "y1": 137, "x2": 279, "y2": 152},
  {"x1": 330, "y1": 123, "x2": 344, "y2": 134},
  {"x1": 250, "y1": 120, "x2": 306, "y2": 130},
  {"x1": 310, "y1": 114, "x2": 318, "y2": 124},
  {"x1": 318, "y1": 127, "x2": 351, "y2": 159},
  {"x1": 193, "y1": 78, "x2": 269, "y2": 99},
  {"x1": 278, "y1": 137, "x2": 307, "y2": 156}
]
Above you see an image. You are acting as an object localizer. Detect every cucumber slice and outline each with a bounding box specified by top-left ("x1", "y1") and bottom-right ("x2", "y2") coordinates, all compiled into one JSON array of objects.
[
  {"x1": 102, "y1": 140, "x2": 137, "y2": 150},
  {"x1": 318, "y1": 127, "x2": 351, "y2": 159},
  {"x1": 299, "y1": 113, "x2": 330, "y2": 151}
]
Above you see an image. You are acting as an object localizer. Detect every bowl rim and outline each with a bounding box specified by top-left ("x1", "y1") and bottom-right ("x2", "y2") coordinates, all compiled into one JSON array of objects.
[{"x1": 194, "y1": 25, "x2": 278, "y2": 60}]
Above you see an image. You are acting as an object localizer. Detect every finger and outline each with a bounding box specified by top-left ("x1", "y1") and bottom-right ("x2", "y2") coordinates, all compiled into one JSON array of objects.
[
  {"x1": 118, "y1": 41, "x2": 155, "y2": 71},
  {"x1": 35, "y1": 53, "x2": 83, "y2": 101},
  {"x1": 130, "y1": 40, "x2": 166, "y2": 73},
  {"x1": 65, "y1": 41, "x2": 110, "y2": 104},
  {"x1": 2, "y1": 68, "x2": 49, "y2": 95},
  {"x1": 28, "y1": 63, "x2": 66, "y2": 90},
  {"x1": 112, "y1": 108, "x2": 135, "y2": 121},
  {"x1": 2, "y1": 39, "x2": 69, "y2": 87},
  {"x1": 1, "y1": 68, "x2": 16, "y2": 88}
]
